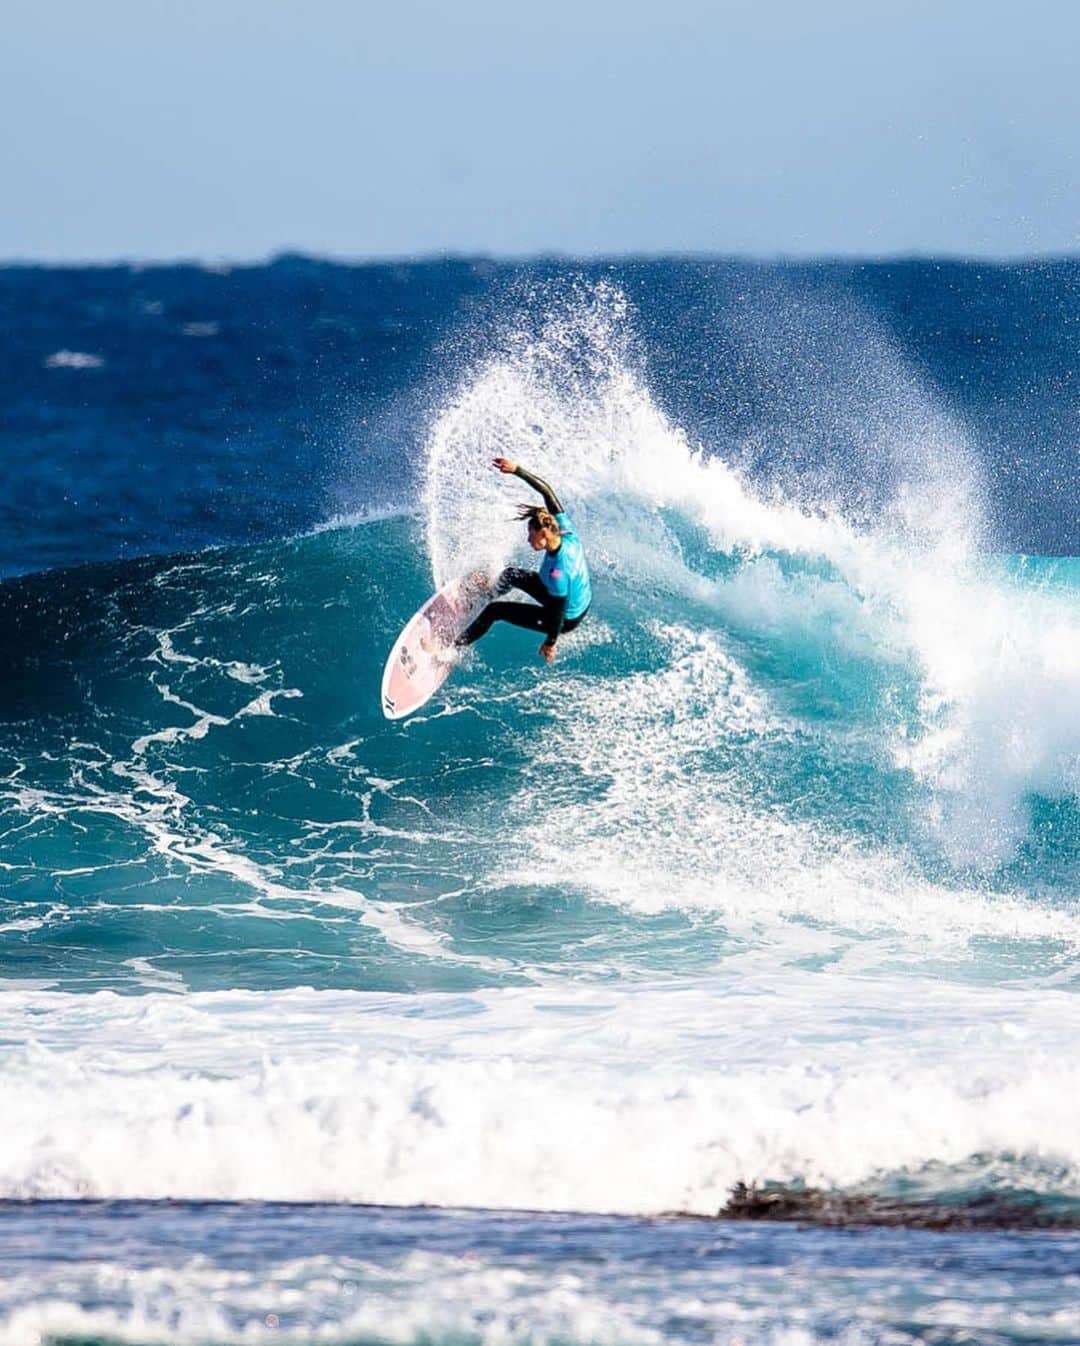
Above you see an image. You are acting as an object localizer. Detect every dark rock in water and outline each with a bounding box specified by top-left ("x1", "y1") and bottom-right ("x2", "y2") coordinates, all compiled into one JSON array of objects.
[{"x1": 714, "y1": 1182, "x2": 1080, "y2": 1232}]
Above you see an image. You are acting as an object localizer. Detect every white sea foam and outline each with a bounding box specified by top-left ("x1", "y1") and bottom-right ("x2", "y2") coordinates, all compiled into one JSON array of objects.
[
  {"x1": 3, "y1": 976, "x2": 1080, "y2": 1211},
  {"x1": 894, "y1": 564, "x2": 1080, "y2": 865},
  {"x1": 43, "y1": 349, "x2": 104, "y2": 370},
  {"x1": 499, "y1": 635, "x2": 1074, "y2": 955},
  {"x1": 0, "y1": 1257, "x2": 665, "y2": 1346},
  {"x1": 6, "y1": 1242, "x2": 1044, "y2": 1346}
]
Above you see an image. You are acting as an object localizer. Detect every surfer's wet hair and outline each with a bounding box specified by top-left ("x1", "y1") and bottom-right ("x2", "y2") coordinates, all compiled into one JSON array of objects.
[{"x1": 516, "y1": 504, "x2": 558, "y2": 532}]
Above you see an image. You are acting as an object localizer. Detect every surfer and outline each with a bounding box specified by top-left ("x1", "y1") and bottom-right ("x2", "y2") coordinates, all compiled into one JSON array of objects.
[{"x1": 457, "y1": 457, "x2": 592, "y2": 663}]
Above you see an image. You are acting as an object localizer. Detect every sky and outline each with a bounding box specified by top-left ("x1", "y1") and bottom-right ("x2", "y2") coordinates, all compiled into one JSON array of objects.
[{"x1": 2, "y1": 0, "x2": 1077, "y2": 261}]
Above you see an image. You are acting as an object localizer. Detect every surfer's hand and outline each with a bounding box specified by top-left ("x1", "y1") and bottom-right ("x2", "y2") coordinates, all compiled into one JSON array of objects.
[
  {"x1": 539, "y1": 641, "x2": 557, "y2": 664},
  {"x1": 493, "y1": 457, "x2": 517, "y2": 474}
]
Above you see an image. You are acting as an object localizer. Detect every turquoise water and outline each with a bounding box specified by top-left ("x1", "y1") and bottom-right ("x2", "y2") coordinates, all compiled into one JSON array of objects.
[{"x1": 4, "y1": 518, "x2": 1076, "y2": 994}]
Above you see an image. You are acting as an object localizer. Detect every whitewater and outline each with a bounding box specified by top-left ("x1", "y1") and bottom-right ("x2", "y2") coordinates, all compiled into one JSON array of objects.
[{"x1": 1, "y1": 260, "x2": 1078, "y2": 1344}]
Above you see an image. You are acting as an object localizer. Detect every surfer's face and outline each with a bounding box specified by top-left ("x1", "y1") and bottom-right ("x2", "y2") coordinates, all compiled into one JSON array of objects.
[{"x1": 527, "y1": 522, "x2": 549, "y2": 551}]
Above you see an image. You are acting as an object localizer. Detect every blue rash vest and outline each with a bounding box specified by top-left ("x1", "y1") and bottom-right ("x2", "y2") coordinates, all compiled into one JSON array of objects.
[{"x1": 539, "y1": 512, "x2": 592, "y2": 621}]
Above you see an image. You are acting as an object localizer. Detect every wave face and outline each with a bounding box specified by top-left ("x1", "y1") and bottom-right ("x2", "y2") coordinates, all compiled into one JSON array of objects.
[{"x1": 1, "y1": 259, "x2": 1079, "y2": 1341}]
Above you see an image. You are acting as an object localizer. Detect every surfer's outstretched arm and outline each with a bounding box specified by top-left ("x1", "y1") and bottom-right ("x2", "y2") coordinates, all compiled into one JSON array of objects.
[{"x1": 492, "y1": 457, "x2": 563, "y2": 514}]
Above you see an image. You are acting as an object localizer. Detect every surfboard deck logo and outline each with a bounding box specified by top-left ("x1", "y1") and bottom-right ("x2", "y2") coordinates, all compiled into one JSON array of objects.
[{"x1": 381, "y1": 573, "x2": 490, "y2": 720}]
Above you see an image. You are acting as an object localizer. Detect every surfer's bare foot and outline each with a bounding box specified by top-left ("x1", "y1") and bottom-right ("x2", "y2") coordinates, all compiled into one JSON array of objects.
[{"x1": 468, "y1": 570, "x2": 490, "y2": 590}]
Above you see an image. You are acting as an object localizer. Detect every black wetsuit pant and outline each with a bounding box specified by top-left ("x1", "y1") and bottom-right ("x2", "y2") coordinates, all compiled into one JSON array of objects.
[{"x1": 458, "y1": 568, "x2": 587, "y2": 645}]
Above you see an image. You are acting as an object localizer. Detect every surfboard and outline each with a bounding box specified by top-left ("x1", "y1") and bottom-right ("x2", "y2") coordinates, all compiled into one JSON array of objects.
[{"x1": 381, "y1": 573, "x2": 490, "y2": 720}]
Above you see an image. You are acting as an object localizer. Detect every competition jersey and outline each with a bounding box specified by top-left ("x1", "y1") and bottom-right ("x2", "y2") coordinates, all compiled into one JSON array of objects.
[{"x1": 539, "y1": 512, "x2": 592, "y2": 620}]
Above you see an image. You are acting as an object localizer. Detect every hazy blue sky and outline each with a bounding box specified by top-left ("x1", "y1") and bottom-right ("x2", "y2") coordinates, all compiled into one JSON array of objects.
[{"x1": 2, "y1": 0, "x2": 1077, "y2": 260}]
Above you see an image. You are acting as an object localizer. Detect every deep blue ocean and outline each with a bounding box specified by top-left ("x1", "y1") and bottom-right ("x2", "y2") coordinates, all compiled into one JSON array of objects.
[{"x1": 1, "y1": 256, "x2": 1079, "y2": 1344}]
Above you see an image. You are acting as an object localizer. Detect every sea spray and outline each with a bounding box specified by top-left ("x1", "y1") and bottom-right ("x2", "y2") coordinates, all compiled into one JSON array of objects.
[{"x1": 421, "y1": 279, "x2": 1079, "y2": 879}]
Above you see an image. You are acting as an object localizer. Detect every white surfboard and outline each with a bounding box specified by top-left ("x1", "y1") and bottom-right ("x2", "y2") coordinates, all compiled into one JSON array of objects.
[{"x1": 381, "y1": 573, "x2": 490, "y2": 720}]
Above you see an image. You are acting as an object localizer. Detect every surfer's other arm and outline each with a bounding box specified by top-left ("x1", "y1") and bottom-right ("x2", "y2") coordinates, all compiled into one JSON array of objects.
[{"x1": 492, "y1": 457, "x2": 563, "y2": 514}]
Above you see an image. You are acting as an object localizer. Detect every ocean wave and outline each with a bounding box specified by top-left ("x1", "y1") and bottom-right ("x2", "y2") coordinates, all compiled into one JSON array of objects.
[
  {"x1": 2, "y1": 278, "x2": 1079, "y2": 1230},
  {"x1": 421, "y1": 280, "x2": 1080, "y2": 878}
]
